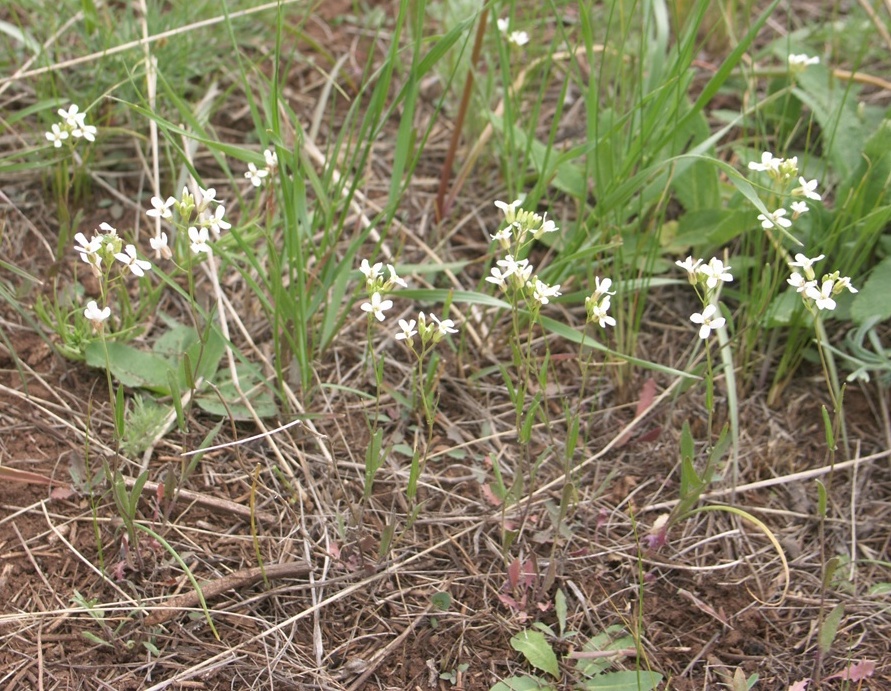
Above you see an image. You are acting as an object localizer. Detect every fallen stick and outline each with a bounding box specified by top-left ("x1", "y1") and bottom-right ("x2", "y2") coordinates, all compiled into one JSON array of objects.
[
  {"x1": 121, "y1": 476, "x2": 277, "y2": 524},
  {"x1": 145, "y1": 561, "x2": 309, "y2": 626}
]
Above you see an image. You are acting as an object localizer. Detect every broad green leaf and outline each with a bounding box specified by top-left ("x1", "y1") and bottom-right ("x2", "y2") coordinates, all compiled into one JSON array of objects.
[
  {"x1": 195, "y1": 363, "x2": 277, "y2": 419},
  {"x1": 85, "y1": 342, "x2": 175, "y2": 394},
  {"x1": 490, "y1": 676, "x2": 554, "y2": 691},
  {"x1": 672, "y1": 208, "x2": 752, "y2": 249},
  {"x1": 510, "y1": 629, "x2": 560, "y2": 679},
  {"x1": 852, "y1": 255, "x2": 891, "y2": 324},
  {"x1": 581, "y1": 671, "x2": 662, "y2": 690}
]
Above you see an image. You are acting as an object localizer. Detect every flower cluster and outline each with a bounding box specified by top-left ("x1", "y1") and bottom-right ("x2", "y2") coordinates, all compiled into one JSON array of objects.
[
  {"x1": 358, "y1": 259, "x2": 407, "y2": 322},
  {"x1": 747, "y1": 152, "x2": 821, "y2": 229},
  {"x1": 145, "y1": 185, "x2": 232, "y2": 259},
  {"x1": 675, "y1": 257, "x2": 733, "y2": 339},
  {"x1": 585, "y1": 277, "x2": 616, "y2": 328},
  {"x1": 74, "y1": 222, "x2": 153, "y2": 330},
  {"x1": 787, "y1": 253, "x2": 857, "y2": 312},
  {"x1": 395, "y1": 311, "x2": 458, "y2": 348},
  {"x1": 485, "y1": 199, "x2": 562, "y2": 309},
  {"x1": 245, "y1": 149, "x2": 278, "y2": 187},
  {"x1": 496, "y1": 18, "x2": 529, "y2": 46},
  {"x1": 45, "y1": 104, "x2": 97, "y2": 148}
]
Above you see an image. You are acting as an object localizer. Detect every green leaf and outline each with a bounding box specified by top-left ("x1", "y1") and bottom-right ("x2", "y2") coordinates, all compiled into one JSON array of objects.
[
  {"x1": 431, "y1": 591, "x2": 451, "y2": 611},
  {"x1": 510, "y1": 629, "x2": 560, "y2": 679},
  {"x1": 195, "y1": 365, "x2": 278, "y2": 420},
  {"x1": 852, "y1": 256, "x2": 891, "y2": 324},
  {"x1": 818, "y1": 603, "x2": 844, "y2": 654},
  {"x1": 581, "y1": 671, "x2": 662, "y2": 690},
  {"x1": 490, "y1": 676, "x2": 554, "y2": 691},
  {"x1": 85, "y1": 342, "x2": 175, "y2": 394},
  {"x1": 555, "y1": 589, "x2": 567, "y2": 638}
]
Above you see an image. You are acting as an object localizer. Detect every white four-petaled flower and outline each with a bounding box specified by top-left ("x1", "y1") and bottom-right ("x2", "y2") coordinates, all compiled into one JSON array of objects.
[
  {"x1": 188, "y1": 226, "x2": 212, "y2": 255},
  {"x1": 150, "y1": 232, "x2": 171, "y2": 260},
  {"x1": 697, "y1": 257, "x2": 733, "y2": 289},
  {"x1": 46, "y1": 124, "x2": 69, "y2": 147},
  {"x1": 360, "y1": 292, "x2": 393, "y2": 322},
  {"x1": 690, "y1": 304, "x2": 726, "y2": 339},
  {"x1": 395, "y1": 318, "x2": 417, "y2": 342},
  {"x1": 757, "y1": 208, "x2": 792, "y2": 229},
  {"x1": 84, "y1": 300, "x2": 110, "y2": 324},
  {"x1": 245, "y1": 162, "x2": 268, "y2": 187},
  {"x1": 146, "y1": 196, "x2": 176, "y2": 219},
  {"x1": 805, "y1": 280, "x2": 836, "y2": 311},
  {"x1": 114, "y1": 244, "x2": 152, "y2": 277},
  {"x1": 792, "y1": 177, "x2": 821, "y2": 201}
]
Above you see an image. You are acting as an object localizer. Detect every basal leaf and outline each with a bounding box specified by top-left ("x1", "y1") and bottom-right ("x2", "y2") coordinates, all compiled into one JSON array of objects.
[{"x1": 510, "y1": 629, "x2": 560, "y2": 679}]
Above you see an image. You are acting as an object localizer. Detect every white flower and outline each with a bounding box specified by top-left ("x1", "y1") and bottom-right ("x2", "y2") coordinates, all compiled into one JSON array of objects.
[
  {"x1": 697, "y1": 257, "x2": 733, "y2": 289},
  {"x1": 188, "y1": 226, "x2": 212, "y2": 255},
  {"x1": 787, "y1": 271, "x2": 814, "y2": 293},
  {"x1": 74, "y1": 232, "x2": 101, "y2": 257},
  {"x1": 74, "y1": 232, "x2": 103, "y2": 275},
  {"x1": 789, "y1": 54, "x2": 819, "y2": 67},
  {"x1": 757, "y1": 208, "x2": 792, "y2": 229},
  {"x1": 387, "y1": 264, "x2": 407, "y2": 288},
  {"x1": 675, "y1": 256, "x2": 702, "y2": 282},
  {"x1": 58, "y1": 104, "x2": 85, "y2": 129},
  {"x1": 539, "y1": 215, "x2": 558, "y2": 234},
  {"x1": 834, "y1": 276, "x2": 858, "y2": 295},
  {"x1": 789, "y1": 253, "x2": 824, "y2": 281},
  {"x1": 196, "y1": 186, "x2": 217, "y2": 212},
  {"x1": 805, "y1": 280, "x2": 836, "y2": 311},
  {"x1": 497, "y1": 17, "x2": 509, "y2": 33},
  {"x1": 360, "y1": 291, "x2": 393, "y2": 322},
  {"x1": 84, "y1": 300, "x2": 110, "y2": 325},
  {"x1": 485, "y1": 266, "x2": 510, "y2": 288},
  {"x1": 588, "y1": 295, "x2": 616, "y2": 328},
  {"x1": 46, "y1": 123, "x2": 69, "y2": 147},
  {"x1": 490, "y1": 226, "x2": 512, "y2": 245},
  {"x1": 430, "y1": 313, "x2": 458, "y2": 335},
  {"x1": 395, "y1": 318, "x2": 417, "y2": 342},
  {"x1": 748, "y1": 151, "x2": 781, "y2": 173},
  {"x1": 114, "y1": 244, "x2": 152, "y2": 277},
  {"x1": 508, "y1": 30, "x2": 529, "y2": 46},
  {"x1": 149, "y1": 232, "x2": 171, "y2": 260},
  {"x1": 690, "y1": 304, "x2": 726, "y2": 339},
  {"x1": 792, "y1": 177, "x2": 821, "y2": 201},
  {"x1": 530, "y1": 278, "x2": 562, "y2": 305},
  {"x1": 791, "y1": 201, "x2": 809, "y2": 216},
  {"x1": 264, "y1": 149, "x2": 278, "y2": 169},
  {"x1": 593, "y1": 276, "x2": 616, "y2": 299},
  {"x1": 73, "y1": 123, "x2": 97, "y2": 141},
  {"x1": 360, "y1": 259, "x2": 383, "y2": 282},
  {"x1": 245, "y1": 162, "x2": 268, "y2": 187},
  {"x1": 494, "y1": 199, "x2": 523, "y2": 224},
  {"x1": 146, "y1": 195, "x2": 176, "y2": 219},
  {"x1": 202, "y1": 205, "x2": 231, "y2": 235}
]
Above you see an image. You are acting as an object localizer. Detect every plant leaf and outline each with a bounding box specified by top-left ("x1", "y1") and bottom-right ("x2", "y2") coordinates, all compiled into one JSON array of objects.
[
  {"x1": 510, "y1": 629, "x2": 560, "y2": 679},
  {"x1": 581, "y1": 670, "x2": 662, "y2": 690}
]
